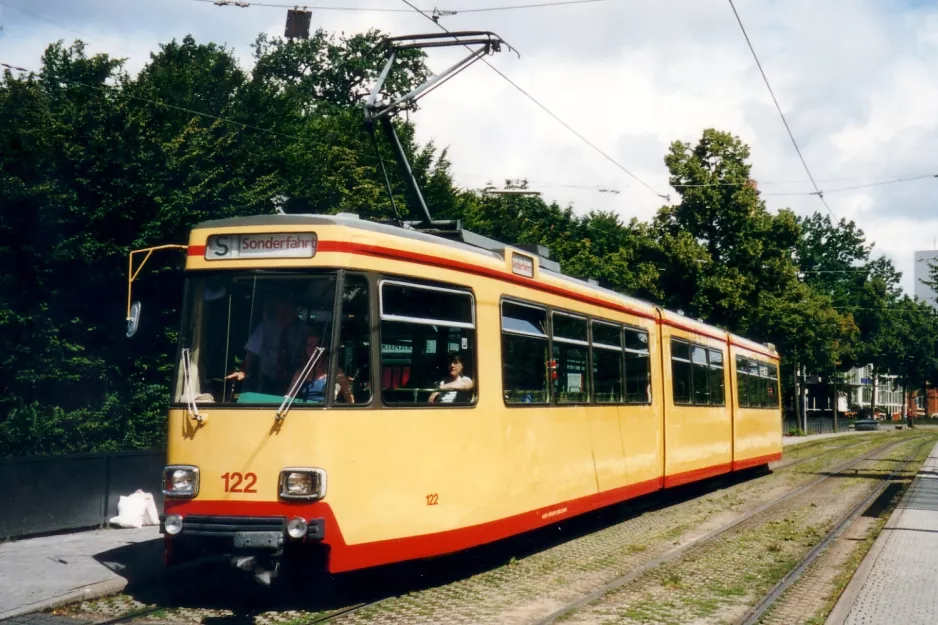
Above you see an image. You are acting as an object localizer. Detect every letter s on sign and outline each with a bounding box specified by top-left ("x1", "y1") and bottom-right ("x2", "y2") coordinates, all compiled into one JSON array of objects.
[{"x1": 213, "y1": 236, "x2": 230, "y2": 257}]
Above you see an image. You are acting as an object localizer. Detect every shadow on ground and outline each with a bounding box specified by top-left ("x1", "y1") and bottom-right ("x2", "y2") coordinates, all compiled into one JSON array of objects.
[{"x1": 91, "y1": 467, "x2": 772, "y2": 619}]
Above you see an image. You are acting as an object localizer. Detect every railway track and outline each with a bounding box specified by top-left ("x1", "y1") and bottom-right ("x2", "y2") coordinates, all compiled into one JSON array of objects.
[
  {"x1": 532, "y1": 434, "x2": 931, "y2": 625},
  {"x1": 737, "y1": 436, "x2": 932, "y2": 625},
  {"x1": 771, "y1": 435, "x2": 875, "y2": 471}
]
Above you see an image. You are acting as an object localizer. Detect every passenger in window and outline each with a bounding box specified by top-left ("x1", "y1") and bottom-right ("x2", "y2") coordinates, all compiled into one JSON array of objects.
[
  {"x1": 428, "y1": 354, "x2": 474, "y2": 403},
  {"x1": 290, "y1": 338, "x2": 354, "y2": 404},
  {"x1": 225, "y1": 298, "x2": 309, "y2": 395}
]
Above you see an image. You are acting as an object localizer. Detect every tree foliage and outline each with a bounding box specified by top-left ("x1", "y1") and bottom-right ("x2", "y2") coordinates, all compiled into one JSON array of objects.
[{"x1": 2, "y1": 32, "x2": 936, "y2": 457}]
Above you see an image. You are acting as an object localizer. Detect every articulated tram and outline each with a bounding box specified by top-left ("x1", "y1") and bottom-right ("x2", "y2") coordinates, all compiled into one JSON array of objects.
[{"x1": 158, "y1": 213, "x2": 782, "y2": 579}]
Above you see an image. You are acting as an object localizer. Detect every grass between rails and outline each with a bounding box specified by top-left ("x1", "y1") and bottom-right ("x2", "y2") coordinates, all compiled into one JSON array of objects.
[
  {"x1": 555, "y1": 435, "x2": 935, "y2": 625},
  {"x1": 758, "y1": 435, "x2": 937, "y2": 625}
]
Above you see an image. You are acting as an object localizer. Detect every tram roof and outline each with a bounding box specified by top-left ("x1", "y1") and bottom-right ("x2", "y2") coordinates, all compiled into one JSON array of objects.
[{"x1": 192, "y1": 213, "x2": 778, "y2": 358}]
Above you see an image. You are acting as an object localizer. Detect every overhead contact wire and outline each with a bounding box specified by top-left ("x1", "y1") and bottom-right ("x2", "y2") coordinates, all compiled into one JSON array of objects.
[
  {"x1": 727, "y1": 0, "x2": 836, "y2": 218},
  {"x1": 399, "y1": 0, "x2": 671, "y2": 203}
]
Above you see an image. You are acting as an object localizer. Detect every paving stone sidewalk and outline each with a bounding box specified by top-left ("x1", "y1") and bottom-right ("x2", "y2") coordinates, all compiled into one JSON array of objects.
[
  {"x1": 827, "y1": 440, "x2": 938, "y2": 625},
  {"x1": 0, "y1": 527, "x2": 161, "y2": 620}
]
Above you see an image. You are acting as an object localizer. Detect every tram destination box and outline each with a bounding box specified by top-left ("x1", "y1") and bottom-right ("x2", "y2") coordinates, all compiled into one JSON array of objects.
[{"x1": 205, "y1": 232, "x2": 317, "y2": 260}]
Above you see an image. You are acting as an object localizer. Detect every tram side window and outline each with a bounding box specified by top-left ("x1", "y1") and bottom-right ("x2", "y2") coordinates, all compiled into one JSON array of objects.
[
  {"x1": 671, "y1": 339, "x2": 692, "y2": 404},
  {"x1": 335, "y1": 274, "x2": 371, "y2": 406},
  {"x1": 379, "y1": 281, "x2": 476, "y2": 405},
  {"x1": 736, "y1": 356, "x2": 750, "y2": 408},
  {"x1": 766, "y1": 364, "x2": 779, "y2": 408},
  {"x1": 708, "y1": 349, "x2": 725, "y2": 406},
  {"x1": 625, "y1": 328, "x2": 652, "y2": 404},
  {"x1": 502, "y1": 302, "x2": 549, "y2": 404},
  {"x1": 736, "y1": 357, "x2": 779, "y2": 409},
  {"x1": 552, "y1": 312, "x2": 590, "y2": 404},
  {"x1": 592, "y1": 321, "x2": 624, "y2": 404},
  {"x1": 753, "y1": 361, "x2": 767, "y2": 408},
  {"x1": 692, "y1": 345, "x2": 710, "y2": 405}
]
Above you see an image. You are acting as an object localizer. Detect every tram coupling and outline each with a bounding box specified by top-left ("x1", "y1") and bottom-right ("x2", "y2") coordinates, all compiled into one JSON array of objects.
[{"x1": 231, "y1": 554, "x2": 280, "y2": 587}]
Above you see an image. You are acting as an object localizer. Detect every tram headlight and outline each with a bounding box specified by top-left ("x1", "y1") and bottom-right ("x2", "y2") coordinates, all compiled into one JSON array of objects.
[
  {"x1": 164, "y1": 514, "x2": 184, "y2": 536},
  {"x1": 286, "y1": 517, "x2": 308, "y2": 539},
  {"x1": 163, "y1": 465, "x2": 199, "y2": 498},
  {"x1": 279, "y1": 468, "x2": 327, "y2": 501}
]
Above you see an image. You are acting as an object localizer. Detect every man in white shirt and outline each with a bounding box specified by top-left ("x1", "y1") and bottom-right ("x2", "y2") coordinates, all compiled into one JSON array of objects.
[
  {"x1": 226, "y1": 299, "x2": 309, "y2": 395},
  {"x1": 428, "y1": 354, "x2": 474, "y2": 403}
]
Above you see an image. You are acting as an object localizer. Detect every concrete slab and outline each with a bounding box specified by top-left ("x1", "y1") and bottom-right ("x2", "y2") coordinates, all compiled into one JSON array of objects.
[
  {"x1": 827, "y1": 441, "x2": 938, "y2": 625},
  {"x1": 0, "y1": 527, "x2": 161, "y2": 620}
]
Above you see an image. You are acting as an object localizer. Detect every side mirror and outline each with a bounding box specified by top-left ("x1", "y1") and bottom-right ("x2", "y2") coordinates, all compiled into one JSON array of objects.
[{"x1": 126, "y1": 300, "x2": 142, "y2": 338}]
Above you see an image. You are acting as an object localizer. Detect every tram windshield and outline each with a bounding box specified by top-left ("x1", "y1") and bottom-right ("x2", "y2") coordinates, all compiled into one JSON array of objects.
[{"x1": 174, "y1": 272, "x2": 341, "y2": 406}]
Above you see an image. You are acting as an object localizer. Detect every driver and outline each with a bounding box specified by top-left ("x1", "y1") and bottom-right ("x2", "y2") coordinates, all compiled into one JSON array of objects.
[{"x1": 226, "y1": 298, "x2": 308, "y2": 395}]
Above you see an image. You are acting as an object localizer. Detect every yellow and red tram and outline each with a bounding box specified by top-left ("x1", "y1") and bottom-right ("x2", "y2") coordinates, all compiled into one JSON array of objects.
[{"x1": 159, "y1": 213, "x2": 782, "y2": 576}]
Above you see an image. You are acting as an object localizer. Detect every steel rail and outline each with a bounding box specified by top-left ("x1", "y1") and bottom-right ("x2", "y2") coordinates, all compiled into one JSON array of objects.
[
  {"x1": 533, "y1": 435, "x2": 928, "y2": 625},
  {"x1": 738, "y1": 436, "x2": 933, "y2": 625}
]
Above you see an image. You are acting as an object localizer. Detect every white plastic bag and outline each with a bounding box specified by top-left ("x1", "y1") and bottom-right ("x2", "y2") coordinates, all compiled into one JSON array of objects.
[{"x1": 109, "y1": 489, "x2": 160, "y2": 528}]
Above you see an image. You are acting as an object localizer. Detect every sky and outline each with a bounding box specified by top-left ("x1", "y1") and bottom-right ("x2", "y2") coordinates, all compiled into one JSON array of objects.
[{"x1": 1, "y1": 0, "x2": 937, "y2": 294}]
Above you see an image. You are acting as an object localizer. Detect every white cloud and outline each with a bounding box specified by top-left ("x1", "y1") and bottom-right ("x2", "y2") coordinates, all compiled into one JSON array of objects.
[{"x1": 4, "y1": 0, "x2": 938, "y2": 292}]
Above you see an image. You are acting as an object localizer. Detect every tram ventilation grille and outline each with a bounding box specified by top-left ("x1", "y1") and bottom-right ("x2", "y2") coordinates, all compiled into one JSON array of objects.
[{"x1": 182, "y1": 515, "x2": 286, "y2": 536}]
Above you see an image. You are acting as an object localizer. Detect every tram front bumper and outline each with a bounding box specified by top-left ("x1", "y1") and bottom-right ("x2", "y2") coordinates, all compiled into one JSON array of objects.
[{"x1": 159, "y1": 514, "x2": 326, "y2": 554}]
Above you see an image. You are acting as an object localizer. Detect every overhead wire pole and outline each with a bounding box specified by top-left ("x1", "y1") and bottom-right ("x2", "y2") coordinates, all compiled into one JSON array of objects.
[
  {"x1": 398, "y1": 0, "x2": 671, "y2": 203},
  {"x1": 727, "y1": 0, "x2": 836, "y2": 219}
]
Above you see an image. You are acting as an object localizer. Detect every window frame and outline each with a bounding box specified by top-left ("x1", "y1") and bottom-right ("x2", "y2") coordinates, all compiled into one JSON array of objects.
[
  {"x1": 670, "y1": 337, "x2": 726, "y2": 407},
  {"x1": 670, "y1": 338, "x2": 694, "y2": 406},
  {"x1": 591, "y1": 319, "x2": 625, "y2": 405},
  {"x1": 501, "y1": 298, "x2": 551, "y2": 406},
  {"x1": 501, "y1": 297, "x2": 653, "y2": 408},
  {"x1": 551, "y1": 311, "x2": 591, "y2": 405},
  {"x1": 378, "y1": 279, "x2": 476, "y2": 329},
  {"x1": 171, "y1": 269, "x2": 342, "y2": 410},
  {"x1": 623, "y1": 326, "x2": 653, "y2": 405},
  {"x1": 330, "y1": 271, "x2": 375, "y2": 410},
  {"x1": 377, "y1": 276, "x2": 478, "y2": 409},
  {"x1": 708, "y1": 348, "x2": 726, "y2": 407},
  {"x1": 735, "y1": 355, "x2": 780, "y2": 410}
]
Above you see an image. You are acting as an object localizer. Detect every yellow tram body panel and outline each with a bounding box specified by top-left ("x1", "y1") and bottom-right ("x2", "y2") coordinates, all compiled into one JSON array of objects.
[
  {"x1": 730, "y1": 338, "x2": 784, "y2": 470},
  {"x1": 163, "y1": 214, "x2": 781, "y2": 572},
  {"x1": 658, "y1": 314, "x2": 734, "y2": 486}
]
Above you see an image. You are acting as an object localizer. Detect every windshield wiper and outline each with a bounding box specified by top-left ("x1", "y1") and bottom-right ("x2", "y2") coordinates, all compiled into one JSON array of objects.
[
  {"x1": 182, "y1": 348, "x2": 205, "y2": 424},
  {"x1": 277, "y1": 346, "x2": 325, "y2": 422}
]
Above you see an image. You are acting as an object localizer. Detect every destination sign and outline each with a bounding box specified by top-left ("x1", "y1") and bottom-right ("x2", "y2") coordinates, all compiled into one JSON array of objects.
[
  {"x1": 204, "y1": 233, "x2": 317, "y2": 260},
  {"x1": 511, "y1": 253, "x2": 535, "y2": 278}
]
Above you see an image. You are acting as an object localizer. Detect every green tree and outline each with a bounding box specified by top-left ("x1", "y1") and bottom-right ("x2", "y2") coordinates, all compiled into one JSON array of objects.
[{"x1": 0, "y1": 30, "x2": 438, "y2": 456}]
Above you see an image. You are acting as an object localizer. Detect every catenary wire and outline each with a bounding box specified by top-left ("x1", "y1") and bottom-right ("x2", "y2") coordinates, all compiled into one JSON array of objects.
[
  {"x1": 4, "y1": 0, "x2": 932, "y2": 199},
  {"x1": 399, "y1": 0, "x2": 671, "y2": 203},
  {"x1": 727, "y1": 0, "x2": 836, "y2": 218},
  {"x1": 193, "y1": 0, "x2": 619, "y2": 13}
]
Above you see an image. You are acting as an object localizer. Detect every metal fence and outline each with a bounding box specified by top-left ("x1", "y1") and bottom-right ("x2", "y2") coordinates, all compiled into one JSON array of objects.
[
  {"x1": 0, "y1": 449, "x2": 164, "y2": 539},
  {"x1": 783, "y1": 415, "x2": 854, "y2": 435}
]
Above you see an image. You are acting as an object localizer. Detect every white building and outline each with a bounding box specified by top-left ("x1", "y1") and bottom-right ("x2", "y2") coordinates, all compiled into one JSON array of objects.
[
  {"x1": 844, "y1": 365, "x2": 906, "y2": 418},
  {"x1": 914, "y1": 250, "x2": 938, "y2": 310},
  {"x1": 805, "y1": 365, "x2": 905, "y2": 418}
]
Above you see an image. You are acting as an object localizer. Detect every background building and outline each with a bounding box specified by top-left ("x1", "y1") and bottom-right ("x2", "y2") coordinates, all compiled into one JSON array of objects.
[
  {"x1": 914, "y1": 250, "x2": 938, "y2": 309},
  {"x1": 804, "y1": 365, "x2": 906, "y2": 419}
]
